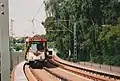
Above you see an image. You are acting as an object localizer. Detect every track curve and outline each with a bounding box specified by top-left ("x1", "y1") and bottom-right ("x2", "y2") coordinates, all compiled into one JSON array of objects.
[
  {"x1": 11, "y1": 55, "x2": 120, "y2": 81},
  {"x1": 52, "y1": 55, "x2": 120, "y2": 81}
]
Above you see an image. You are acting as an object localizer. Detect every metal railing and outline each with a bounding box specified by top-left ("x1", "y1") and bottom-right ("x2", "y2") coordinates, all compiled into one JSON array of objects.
[{"x1": 78, "y1": 62, "x2": 120, "y2": 74}]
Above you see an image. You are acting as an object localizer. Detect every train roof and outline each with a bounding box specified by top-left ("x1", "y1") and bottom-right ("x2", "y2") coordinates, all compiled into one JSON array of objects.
[{"x1": 26, "y1": 35, "x2": 46, "y2": 42}]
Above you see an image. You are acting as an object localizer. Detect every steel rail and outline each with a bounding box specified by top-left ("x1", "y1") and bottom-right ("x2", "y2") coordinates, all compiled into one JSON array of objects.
[
  {"x1": 53, "y1": 56, "x2": 120, "y2": 80},
  {"x1": 43, "y1": 67, "x2": 71, "y2": 81},
  {"x1": 23, "y1": 64, "x2": 40, "y2": 81},
  {"x1": 49, "y1": 59, "x2": 116, "y2": 81},
  {"x1": 29, "y1": 68, "x2": 49, "y2": 81},
  {"x1": 44, "y1": 61, "x2": 90, "y2": 81},
  {"x1": 30, "y1": 67, "x2": 62, "y2": 81}
]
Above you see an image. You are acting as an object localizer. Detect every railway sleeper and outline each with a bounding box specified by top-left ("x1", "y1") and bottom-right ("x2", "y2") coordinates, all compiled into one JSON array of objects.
[{"x1": 43, "y1": 67, "x2": 70, "y2": 81}]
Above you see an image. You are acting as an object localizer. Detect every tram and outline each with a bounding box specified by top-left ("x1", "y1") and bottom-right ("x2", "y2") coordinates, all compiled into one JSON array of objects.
[{"x1": 24, "y1": 35, "x2": 52, "y2": 68}]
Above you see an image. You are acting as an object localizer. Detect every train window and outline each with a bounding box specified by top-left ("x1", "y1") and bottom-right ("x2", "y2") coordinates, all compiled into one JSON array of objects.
[
  {"x1": 29, "y1": 42, "x2": 45, "y2": 51},
  {"x1": 37, "y1": 42, "x2": 45, "y2": 51},
  {"x1": 30, "y1": 44, "x2": 37, "y2": 53}
]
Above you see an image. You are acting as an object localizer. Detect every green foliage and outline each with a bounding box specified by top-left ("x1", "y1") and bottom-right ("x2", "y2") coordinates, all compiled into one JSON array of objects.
[
  {"x1": 91, "y1": 56, "x2": 103, "y2": 64},
  {"x1": 44, "y1": 0, "x2": 120, "y2": 66},
  {"x1": 103, "y1": 55, "x2": 120, "y2": 66},
  {"x1": 9, "y1": 37, "x2": 26, "y2": 51},
  {"x1": 13, "y1": 44, "x2": 24, "y2": 51}
]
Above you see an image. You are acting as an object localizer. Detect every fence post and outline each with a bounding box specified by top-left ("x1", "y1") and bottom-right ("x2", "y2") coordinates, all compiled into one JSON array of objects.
[
  {"x1": 110, "y1": 65, "x2": 112, "y2": 71},
  {"x1": 91, "y1": 62, "x2": 92, "y2": 67},
  {"x1": 84, "y1": 62, "x2": 85, "y2": 66},
  {"x1": 100, "y1": 64, "x2": 101, "y2": 69},
  {"x1": 17, "y1": 56, "x2": 19, "y2": 64}
]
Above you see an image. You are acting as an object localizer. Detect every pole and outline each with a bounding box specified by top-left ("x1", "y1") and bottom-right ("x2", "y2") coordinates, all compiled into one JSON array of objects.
[
  {"x1": 10, "y1": 19, "x2": 15, "y2": 71},
  {"x1": 74, "y1": 23, "x2": 77, "y2": 62},
  {"x1": 68, "y1": 20, "x2": 71, "y2": 61},
  {"x1": 0, "y1": 0, "x2": 10, "y2": 80},
  {"x1": 46, "y1": 20, "x2": 77, "y2": 61}
]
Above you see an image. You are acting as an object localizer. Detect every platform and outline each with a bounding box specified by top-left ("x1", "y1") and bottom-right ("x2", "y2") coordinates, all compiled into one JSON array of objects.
[{"x1": 14, "y1": 61, "x2": 28, "y2": 81}]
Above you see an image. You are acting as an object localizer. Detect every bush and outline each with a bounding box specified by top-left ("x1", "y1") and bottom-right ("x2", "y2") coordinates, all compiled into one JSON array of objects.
[
  {"x1": 103, "y1": 55, "x2": 120, "y2": 66},
  {"x1": 91, "y1": 56, "x2": 103, "y2": 64}
]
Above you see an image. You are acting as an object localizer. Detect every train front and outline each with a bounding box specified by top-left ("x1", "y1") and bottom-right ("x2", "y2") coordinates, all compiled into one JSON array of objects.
[{"x1": 25, "y1": 36, "x2": 47, "y2": 68}]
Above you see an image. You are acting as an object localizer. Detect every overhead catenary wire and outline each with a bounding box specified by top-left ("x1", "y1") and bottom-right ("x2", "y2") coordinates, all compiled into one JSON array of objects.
[
  {"x1": 32, "y1": 1, "x2": 44, "y2": 21},
  {"x1": 28, "y1": 1, "x2": 44, "y2": 35}
]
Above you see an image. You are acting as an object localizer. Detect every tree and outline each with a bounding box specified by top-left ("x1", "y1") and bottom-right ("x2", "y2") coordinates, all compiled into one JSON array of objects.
[{"x1": 44, "y1": 0, "x2": 120, "y2": 66}]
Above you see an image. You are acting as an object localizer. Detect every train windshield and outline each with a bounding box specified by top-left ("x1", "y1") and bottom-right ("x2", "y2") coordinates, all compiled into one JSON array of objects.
[{"x1": 29, "y1": 42, "x2": 45, "y2": 52}]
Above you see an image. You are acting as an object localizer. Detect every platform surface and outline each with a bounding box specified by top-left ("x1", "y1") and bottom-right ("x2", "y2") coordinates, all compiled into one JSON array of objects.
[{"x1": 14, "y1": 61, "x2": 28, "y2": 81}]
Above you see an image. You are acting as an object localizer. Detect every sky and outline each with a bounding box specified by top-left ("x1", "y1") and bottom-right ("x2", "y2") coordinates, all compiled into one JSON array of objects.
[{"x1": 9, "y1": 0, "x2": 46, "y2": 37}]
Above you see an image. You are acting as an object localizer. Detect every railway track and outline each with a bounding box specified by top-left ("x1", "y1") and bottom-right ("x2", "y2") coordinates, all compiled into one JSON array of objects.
[
  {"x1": 28, "y1": 61, "x2": 89, "y2": 81},
  {"x1": 24, "y1": 65, "x2": 39, "y2": 81},
  {"x1": 22, "y1": 64, "x2": 66, "y2": 81},
  {"x1": 30, "y1": 66, "x2": 60, "y2": 81},
  {"x1": 51, "y1": 56, "x2": 120, "y2": 81},
  {"x1": 12, "y1": 62, "x2": 88, "y2": 81},
  {"x1": 44, "y1": 61, "x2": 90, "y2": 81},
  {"x1": 11, "y1": 56, "x2": 120, "y2": 81}
]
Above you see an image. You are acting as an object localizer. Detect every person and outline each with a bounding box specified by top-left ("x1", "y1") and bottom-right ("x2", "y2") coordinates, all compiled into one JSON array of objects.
[
  {"x1": 26, "y1": 43, "x2": 37, "y2": 60},
  {"x1": 36, "y1": 44, "x2": 45, "y2": 60}
]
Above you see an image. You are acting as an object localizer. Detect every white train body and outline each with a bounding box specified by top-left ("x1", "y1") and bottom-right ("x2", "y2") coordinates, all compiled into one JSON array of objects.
[
  {"x1": 24, "y1": 35, "x2": 53, "y2": 68},
  {"x1": 26, "y1": 51, "x2": 45, "y2": 61}
]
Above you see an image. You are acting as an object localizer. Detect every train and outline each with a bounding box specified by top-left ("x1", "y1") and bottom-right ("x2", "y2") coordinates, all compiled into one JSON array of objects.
[{"x1": 24, "y1": 35, "x2": 53, "y2": 68}]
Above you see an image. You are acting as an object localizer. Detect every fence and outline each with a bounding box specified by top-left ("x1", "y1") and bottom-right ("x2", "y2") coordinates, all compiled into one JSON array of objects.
[
  {"x1": 11, "y1": 52, "x2": 25, "y2": 69},
  {"x1": 78, "y1": 62, "x2": 120, "y2": 74}
]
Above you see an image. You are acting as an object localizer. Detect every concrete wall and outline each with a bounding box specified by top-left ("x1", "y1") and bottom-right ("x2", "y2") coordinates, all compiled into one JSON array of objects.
[
  {"x1": 0, "y1": 52, "x2": 24, "y2": 81},
  {"x1": 11, "y1": 52, "x2": 25, "y2": 68},
  {"x1": 0, "y1": 52, "x2": 25, "y2": 71}
]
